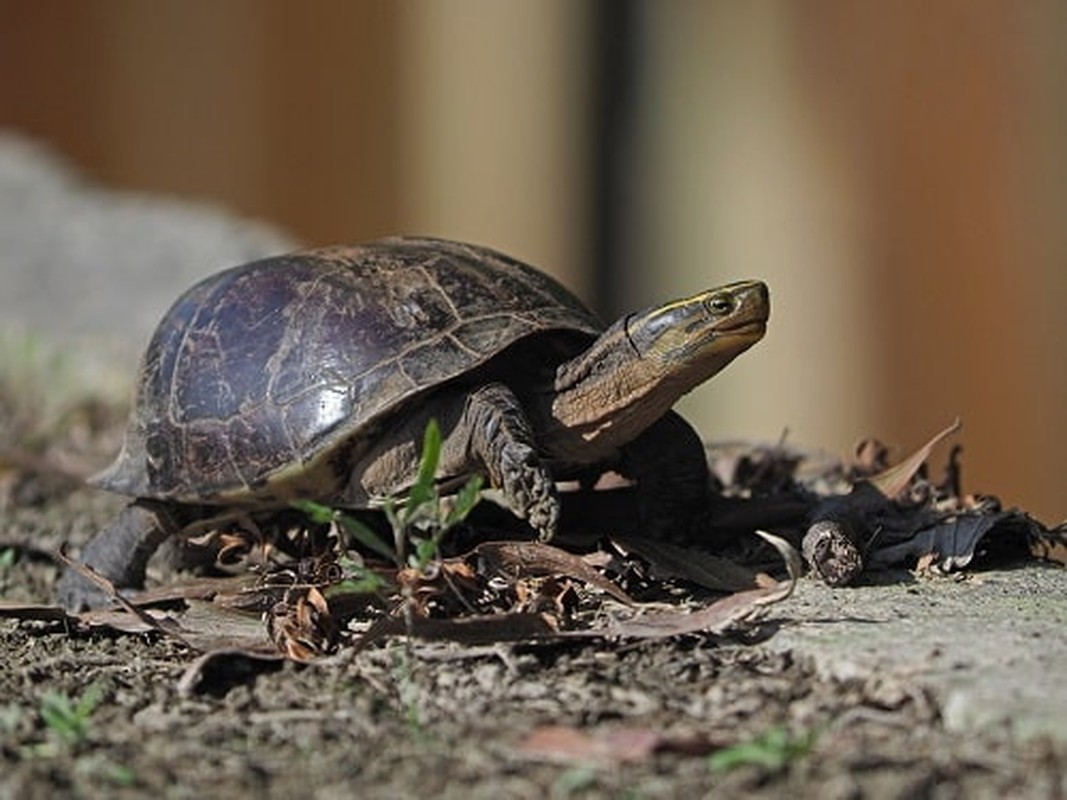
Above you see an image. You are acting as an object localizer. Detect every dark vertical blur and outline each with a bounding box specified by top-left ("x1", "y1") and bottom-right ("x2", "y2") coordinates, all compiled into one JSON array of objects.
[{"x1": 589, "y1": 0, "x2": 638, "y2": 319}]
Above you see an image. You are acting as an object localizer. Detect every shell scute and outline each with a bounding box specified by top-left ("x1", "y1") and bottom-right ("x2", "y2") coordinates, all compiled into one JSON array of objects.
[{"x1": 226, "y1": 405, "x2": 296, "y2": 488}]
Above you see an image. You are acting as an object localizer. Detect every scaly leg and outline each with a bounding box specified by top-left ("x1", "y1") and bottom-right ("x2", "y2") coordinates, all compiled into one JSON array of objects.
[
  {"x1": 57, "y1": 501, "x2": 181, "y2": 611},
  {"x1": 442, "y1": 383, "x2": 560, "y2": 540}
]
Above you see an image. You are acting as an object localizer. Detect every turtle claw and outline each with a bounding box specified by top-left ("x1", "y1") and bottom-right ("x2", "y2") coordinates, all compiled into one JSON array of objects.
[{"x1": 499, "y1": 442, "x2": 559, "y2": 541}]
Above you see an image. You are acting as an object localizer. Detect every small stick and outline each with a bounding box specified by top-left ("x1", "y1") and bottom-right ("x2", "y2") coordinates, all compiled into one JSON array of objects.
[{"x1": 802, "y1": 504, "x2": 869, "y2": 587}]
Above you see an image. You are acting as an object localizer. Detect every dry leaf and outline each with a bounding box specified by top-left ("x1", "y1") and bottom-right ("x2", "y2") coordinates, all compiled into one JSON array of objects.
[
  {"x1": 607, "y1": 532, "x2": 798, "y2": 639},
  {"x1": 868, "y1": 418, "x2": 961, "y2": 500},
  {"x1": 395, "y1": 558, "x2": 482, "y2": 616},
  {"x1": 871, "y1": 510, "x2": 1039, "y2": 571},
  {"x1": 607, "y1": 580, "x2": 790, "y2": 640},
  {"x1": 163, "y1": 600, "x2": 276, "y2": 653},
  {"x1": 0, "y1": 600, "x2": 74, "y2": 622},
  {"x1": 518, "y1": 724, "x2": 720, "y2": 765},
  {"x1": 518, "y1": 725, "x2": 662, "y2": 764},
  {"x1": 267, "y1": 586, "x2": 339, "y2": 661},
  {"x1": 127, "y1": 575, "x2": 261, "y2": 606},
  {"x1": 513, "y1": 575, "x2": 579, "y2": 619},
  {"x1": 614, "y1": 535, "x2": 763, "y2": 593},
  {"x1": 474, "y1": 541, "x2": 634, "y2": 605},
  {"x1": 1031, "y1": 523, "x2": 1067, "y2": 565},
  {"x1": 351, "y1": 610, "x2": 564, "y2": 651}
]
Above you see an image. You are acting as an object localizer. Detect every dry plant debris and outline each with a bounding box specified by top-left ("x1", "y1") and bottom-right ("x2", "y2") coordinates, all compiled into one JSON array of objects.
[
  {"x1": 0, "y1": 415, "x2": 1061, "y2": 691},
  {"x1": 707, "y1": 418, "x2": 1062, "y2": 583}
]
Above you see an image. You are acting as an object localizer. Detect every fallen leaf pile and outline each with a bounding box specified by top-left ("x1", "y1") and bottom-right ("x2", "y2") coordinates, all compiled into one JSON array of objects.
[
  {"x1": 0, "y1": 419, "x2": 1062, "y2": 688},
  {"x1": 706, "y1": 419, "x2": 1062, "y2": 583},
  {"x1": 26, "y1": 526, "x2": 796, "y2": 677}
]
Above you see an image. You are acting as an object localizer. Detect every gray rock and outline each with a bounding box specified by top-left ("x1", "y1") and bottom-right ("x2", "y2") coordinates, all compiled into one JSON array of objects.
[
  {"x1": 0, "y1": 132, "x2": 296, "y2": 398},
  {"x1": 764, "y1": 566, "x2": 1067, "y2": 742}
]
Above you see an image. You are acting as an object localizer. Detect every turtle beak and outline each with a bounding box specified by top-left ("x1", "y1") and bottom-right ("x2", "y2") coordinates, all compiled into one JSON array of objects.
[{"x1": 627, "y1": 280, "x2": 770, "y2": 369}]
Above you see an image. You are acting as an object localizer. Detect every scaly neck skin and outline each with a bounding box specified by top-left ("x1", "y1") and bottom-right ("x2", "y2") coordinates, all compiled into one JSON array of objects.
[
  {"x1": 540, "y1": 321, "x2": 675, "y2": 462},
  {"x1": 539, "y1": 280, "x2": 770, "y2": 463}
]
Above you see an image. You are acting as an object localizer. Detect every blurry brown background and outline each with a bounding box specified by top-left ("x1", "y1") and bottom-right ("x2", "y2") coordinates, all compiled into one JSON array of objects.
[{"x1": 1, "y1": 0, "x2": 1063, "y2": 523}]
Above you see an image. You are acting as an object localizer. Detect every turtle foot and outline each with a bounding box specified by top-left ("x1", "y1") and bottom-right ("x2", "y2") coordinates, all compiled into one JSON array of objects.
[
  {"x1": 56, "y1": 502, "x2": 173, "y2": 611},
  {"x1": 56, "y1": 570, "x2": 116, "y2": 612},
  {"x1": 499, "y1": 441, "x2": 560, "y2": 541}
]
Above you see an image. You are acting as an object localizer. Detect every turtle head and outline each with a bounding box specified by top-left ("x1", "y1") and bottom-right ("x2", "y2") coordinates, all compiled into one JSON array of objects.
[
  {"x1": 546, "y1": 280, "x2": 769, "y2": 459},
  {"x1": 626, "y1": 280, "x2": 769, "y2": 380}
]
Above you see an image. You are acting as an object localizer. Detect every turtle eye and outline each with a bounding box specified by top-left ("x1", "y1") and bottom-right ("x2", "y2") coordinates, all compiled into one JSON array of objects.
[{"x1": 705, "y1": 294, "x2": 734, "y2": 316}]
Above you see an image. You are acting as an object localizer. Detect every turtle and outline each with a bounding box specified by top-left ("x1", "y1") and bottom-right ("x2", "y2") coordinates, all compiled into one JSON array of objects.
[{"x1": 57, "y1": 236, "x2": 769, "y2": 609}]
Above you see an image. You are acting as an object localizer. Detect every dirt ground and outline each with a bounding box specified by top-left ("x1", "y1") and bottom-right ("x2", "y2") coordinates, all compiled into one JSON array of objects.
[{"x1": 1, "y1": 403, "x2": 1065, "y2": 800}]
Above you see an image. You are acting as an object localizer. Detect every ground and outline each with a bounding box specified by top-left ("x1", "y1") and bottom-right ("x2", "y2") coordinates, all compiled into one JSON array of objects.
[{"x1": 1, "y1": 405, "x2": 1064, "y2": 799}]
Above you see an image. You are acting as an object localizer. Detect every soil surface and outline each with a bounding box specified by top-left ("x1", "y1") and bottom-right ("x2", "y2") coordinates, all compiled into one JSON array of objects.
[{"x1": 2, "y1": 419, "x2": 1064, "y2": 799}]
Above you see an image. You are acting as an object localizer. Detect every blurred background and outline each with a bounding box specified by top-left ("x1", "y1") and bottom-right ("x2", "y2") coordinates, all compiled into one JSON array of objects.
[{"x1": 0, "y1": 0, "x2": 1063, "y2": 523}]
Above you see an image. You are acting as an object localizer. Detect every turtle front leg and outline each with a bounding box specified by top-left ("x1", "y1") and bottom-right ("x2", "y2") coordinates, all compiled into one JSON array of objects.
[
  {"x1": 444, "y1": 383, "x2": 560, "y2": 540},
  {"x1": 618, "y1": 411, "x2": 712, "y2": 540},
  {"x1": 57, "y1": 501, "x2": 180, "y2": 611}
]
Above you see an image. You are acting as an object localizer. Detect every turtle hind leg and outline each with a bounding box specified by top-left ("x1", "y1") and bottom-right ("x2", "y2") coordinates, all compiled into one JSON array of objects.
[{"x1": 56, "y1": 501, "x2": 179, "y2": 611}]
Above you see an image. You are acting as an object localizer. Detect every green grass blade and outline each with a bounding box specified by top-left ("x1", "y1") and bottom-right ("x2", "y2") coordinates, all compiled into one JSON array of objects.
[
  {"x1": 409, "y1": 537, "x2": 440, "y2": 570},
  {"x1": 445, "y1": 474, "x2": 484, "y2": 527},
  {"x1": 326, "y1": 572, "x2": 388, "y2": 595},
  {"x1": 39, "y1": 683, "x2": 102, "y2": 746},
  {"x1": 404, "y1": 418, "x2": 442, "y2": 518},
  {"x1": 336, "y1": 513, "x2": 397, "y2": 563},
  {"x1": 293, "y1": 499, "x2": 396, "y2": 563},
  {"x1": 290, "y1": 499, "x2": 336, "y2": 525},
  {"x1": 708, "y1": 726, "x2": 816, "y2": 773}
]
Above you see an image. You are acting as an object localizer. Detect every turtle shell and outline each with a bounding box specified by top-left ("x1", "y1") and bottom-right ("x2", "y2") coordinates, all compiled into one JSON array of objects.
[{"x1": 95, "y1": 237, "x2": 601, "y2": 502}]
